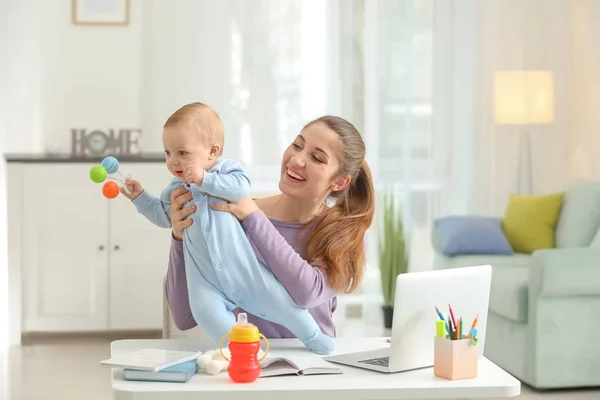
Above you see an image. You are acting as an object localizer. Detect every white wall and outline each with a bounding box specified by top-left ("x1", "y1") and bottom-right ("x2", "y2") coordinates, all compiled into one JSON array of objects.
[
  {"x1": 1, "y1": 0, "x2": 145, "y2": 154},
  {"x1": 569, "y1": 0, "x2": 600, "y2": 179},
  {"x1": 40, "y1": 0, "x2": 144, "y2": 153},
  {"x1": 488, "y1": 0, "x2": 572, "y2": 210},
  {"x1": 473, "y1": 0, "x2": 600, "y2": 216}
]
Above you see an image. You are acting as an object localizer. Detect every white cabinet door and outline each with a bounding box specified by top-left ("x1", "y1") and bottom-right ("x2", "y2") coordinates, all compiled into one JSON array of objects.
[
  {"x1": 108, "y1": 163, "x2": 174, "y2": 330},
  {"x1": 21, "y1": 164, "x2": 109, "y2": 332}
]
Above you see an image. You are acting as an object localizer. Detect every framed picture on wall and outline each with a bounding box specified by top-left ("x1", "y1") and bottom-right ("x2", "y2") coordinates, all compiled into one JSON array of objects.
[{"x1": 72, "y1": 0, "x2": 129, "y2": 25}]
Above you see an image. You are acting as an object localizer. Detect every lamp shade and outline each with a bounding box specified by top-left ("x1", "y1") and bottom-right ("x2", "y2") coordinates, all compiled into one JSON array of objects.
[{"x1": 494, "y1": 70, "x2": 554, "y2": 124}]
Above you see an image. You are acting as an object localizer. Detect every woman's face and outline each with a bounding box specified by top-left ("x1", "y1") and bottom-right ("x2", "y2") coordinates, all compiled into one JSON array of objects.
[{"x1": 279, "y1": 122, "x2": 350, "y2": 202}]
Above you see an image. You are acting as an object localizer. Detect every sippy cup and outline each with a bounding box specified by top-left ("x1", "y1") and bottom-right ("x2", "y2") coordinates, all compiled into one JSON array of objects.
[{"x1": 219, "y1": 313, "x2": 269, "y2": 383}]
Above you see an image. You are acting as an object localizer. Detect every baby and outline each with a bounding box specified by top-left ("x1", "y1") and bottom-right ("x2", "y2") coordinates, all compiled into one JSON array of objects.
[{"x1": 121, "y1": 102, "x2": 335, "y2": 355}]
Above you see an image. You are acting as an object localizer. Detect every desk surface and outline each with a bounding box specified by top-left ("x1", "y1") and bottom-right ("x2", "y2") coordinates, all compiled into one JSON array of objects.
[{"x1": 110, "y1": 337, "x2": 520, "y2": 400}]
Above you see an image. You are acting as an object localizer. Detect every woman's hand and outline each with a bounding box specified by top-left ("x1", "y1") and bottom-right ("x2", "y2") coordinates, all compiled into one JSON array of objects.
[
  {"x1": 170, "y1": 187, "x2": 196, "y2": 241},
  {"x1": 210, "y1": 195, "x2": 258, "y2": 222}
]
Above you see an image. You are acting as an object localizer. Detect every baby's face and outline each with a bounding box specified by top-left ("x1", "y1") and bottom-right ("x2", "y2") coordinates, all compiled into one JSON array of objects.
[{"x1": 162, "y1": 122, "x2": 213, "y2": 180}]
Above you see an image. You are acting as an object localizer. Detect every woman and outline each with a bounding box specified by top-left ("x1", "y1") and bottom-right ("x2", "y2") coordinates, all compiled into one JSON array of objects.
[{"x1": 164, "y1": 115, "x2": 375, "y2": 338}]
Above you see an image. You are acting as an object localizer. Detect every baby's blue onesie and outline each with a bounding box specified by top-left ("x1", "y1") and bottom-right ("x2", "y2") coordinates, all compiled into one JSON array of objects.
[{"x1": 131, "y1": 158, "x2": 335, "y2": 354}]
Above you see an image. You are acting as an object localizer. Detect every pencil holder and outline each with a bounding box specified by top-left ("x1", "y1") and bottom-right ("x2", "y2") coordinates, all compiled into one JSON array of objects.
[{"x1": 433, "y1": 336, "x2": 478, "y2": 380}]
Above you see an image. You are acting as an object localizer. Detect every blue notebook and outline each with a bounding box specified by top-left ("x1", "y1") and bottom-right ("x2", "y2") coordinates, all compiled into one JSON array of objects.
[{"x1": 123, "y1": 359, "x2": 198, "y2": 383}]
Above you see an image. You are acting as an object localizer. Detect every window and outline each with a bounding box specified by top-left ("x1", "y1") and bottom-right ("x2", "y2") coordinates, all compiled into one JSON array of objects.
[{"x1": 228, "y1": 0, "x2": 329, "y2": 188}]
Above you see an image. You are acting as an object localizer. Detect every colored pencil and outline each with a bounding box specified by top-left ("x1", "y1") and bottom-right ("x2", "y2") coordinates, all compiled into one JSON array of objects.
[
  {"x1": 468, "y1": 313, "x2": 479, "y2": 339},
  {"x1": 448, "y1": 304, "x2": 457, "y2": 332}
]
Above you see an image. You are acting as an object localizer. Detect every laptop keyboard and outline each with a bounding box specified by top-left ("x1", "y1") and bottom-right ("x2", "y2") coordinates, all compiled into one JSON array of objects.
[{"x1": 358, "y1": 356, "x2": 389, "y2": 367}]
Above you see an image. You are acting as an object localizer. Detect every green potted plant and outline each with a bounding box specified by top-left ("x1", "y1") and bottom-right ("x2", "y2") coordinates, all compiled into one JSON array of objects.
[{"x1": 378, "y1": 190, "x2": 409, "y2": 329}]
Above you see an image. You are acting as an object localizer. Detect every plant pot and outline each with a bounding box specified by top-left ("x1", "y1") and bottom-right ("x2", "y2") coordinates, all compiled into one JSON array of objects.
[{"x1": 382, "y1": 305, "x2": 394, "y2": 329}]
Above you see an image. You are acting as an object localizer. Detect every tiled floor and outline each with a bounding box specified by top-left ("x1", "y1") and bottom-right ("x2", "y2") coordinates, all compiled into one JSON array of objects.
[{"x1": 1, "y1": 320, "x2": 598, "y2": 399}]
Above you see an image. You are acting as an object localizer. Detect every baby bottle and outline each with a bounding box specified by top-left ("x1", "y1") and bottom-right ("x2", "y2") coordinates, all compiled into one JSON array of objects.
[{"x1": 219, "y1": 313, "x2": 269, "y2": 383}]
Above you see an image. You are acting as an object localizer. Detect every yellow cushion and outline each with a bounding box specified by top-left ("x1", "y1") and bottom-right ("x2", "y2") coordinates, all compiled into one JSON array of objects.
[{"x1": 502, "y1": 193, "x2": 564, "y2": 253}]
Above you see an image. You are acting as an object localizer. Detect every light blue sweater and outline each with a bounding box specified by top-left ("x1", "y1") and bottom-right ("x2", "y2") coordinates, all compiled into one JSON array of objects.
[{"x1": 131, "y1": 158, "x2": 335, "y2": 354}]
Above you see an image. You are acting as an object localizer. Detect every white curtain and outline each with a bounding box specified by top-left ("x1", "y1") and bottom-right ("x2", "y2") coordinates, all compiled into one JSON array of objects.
[
  {"x1": 0, "y1": 0, "x2": 45, "y2": 348},
  {"x1": 0, "y1": 0, "x2": 9, "y2": 349},
  {"x1": 337, "y1": 0, "x2": 475, "y2": 276},
  {"x1": 358, "y1": 0, "x2": 600, "y2": 279},
  {"x1": 139, "y1": 0, "x2": 341, "y2": 190},
  {"x1": 136, "y1": 0, "x2": 600, "y2": 324},
  {"x1": 1, "y1": 0, "x2": 598, "y2": 338},
  {"x1": 139, "y1": 0, "x2": 389, "y2": 321}
]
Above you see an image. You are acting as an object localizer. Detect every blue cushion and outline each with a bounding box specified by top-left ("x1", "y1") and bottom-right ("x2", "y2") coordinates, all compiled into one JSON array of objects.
[{"x1": 434, "y1": 216, "x2": 514, "y2": 256}]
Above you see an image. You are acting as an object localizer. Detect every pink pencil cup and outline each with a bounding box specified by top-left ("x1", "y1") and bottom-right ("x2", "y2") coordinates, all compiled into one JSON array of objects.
[{"x1": 433, "y1": 336, "x2": 478, "y2": 380}]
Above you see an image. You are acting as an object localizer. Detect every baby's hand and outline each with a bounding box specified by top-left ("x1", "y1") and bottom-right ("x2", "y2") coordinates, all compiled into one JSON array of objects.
[
  {"x1": 184, "y1": 165, "x2": 205, "y2": 186},
  {"x1": 120, "y1": 177, "x2": 143, "y2": 200}
]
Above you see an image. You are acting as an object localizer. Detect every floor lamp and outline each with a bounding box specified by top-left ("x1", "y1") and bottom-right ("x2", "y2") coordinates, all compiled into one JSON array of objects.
[{"x1": 494, "y1": 70, "x2": 554, "y2": 195}]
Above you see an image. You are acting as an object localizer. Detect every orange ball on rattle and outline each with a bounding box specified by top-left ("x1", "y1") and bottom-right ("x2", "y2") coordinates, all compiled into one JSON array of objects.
[{"x1": 102, "y1": 181, "x2": 120, "y2": 199}]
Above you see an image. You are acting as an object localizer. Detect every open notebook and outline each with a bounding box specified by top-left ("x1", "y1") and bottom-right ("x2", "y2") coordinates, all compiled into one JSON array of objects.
[{"x1": 260, "y1": 356, "x2": 343, "y2": 377}]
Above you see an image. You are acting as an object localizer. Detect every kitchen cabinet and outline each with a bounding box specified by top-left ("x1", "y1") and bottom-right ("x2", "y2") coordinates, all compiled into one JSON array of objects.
[{"x1": 7, "y1": 158, "x2": 173, "y2": 333}]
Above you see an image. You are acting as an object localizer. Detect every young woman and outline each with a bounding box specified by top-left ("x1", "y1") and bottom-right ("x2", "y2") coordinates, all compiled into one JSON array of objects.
[{"x1": 164, "y1": 115, "x2": 375, "y2": 338}]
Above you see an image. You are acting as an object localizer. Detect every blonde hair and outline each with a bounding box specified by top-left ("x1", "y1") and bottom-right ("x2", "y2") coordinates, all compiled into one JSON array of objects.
[{"x1": 164, "y1": 102, "x2": 224, "y2": 156}]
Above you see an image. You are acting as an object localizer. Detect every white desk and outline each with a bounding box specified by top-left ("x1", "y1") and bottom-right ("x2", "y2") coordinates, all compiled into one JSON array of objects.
[{"x1": 110, "y1": 337, "x2": 520, "y2": 400}]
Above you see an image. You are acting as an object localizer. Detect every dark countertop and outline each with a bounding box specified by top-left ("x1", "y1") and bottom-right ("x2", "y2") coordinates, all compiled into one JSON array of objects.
[{"x1": 4, "y1": 153, "x2": 166, "y2": 163}]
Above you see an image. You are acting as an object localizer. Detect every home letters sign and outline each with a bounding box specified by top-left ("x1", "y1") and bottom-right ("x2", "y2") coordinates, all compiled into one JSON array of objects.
[{"x1": 71, "y1": 128, "x2": 142, "y2": 156}]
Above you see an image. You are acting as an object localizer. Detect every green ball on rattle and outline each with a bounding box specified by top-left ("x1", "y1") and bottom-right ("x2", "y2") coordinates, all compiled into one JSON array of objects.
[{"x1": 89, "y1": 165, "x2": 107, "y2": 183}]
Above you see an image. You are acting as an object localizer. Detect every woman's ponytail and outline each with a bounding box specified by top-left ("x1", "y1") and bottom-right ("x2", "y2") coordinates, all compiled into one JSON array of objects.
[
  {"x1": 301, "y1": 117, "x2": 375, "y2": 294},
  {"x1": 344, "y1": 160, "x2": 375, "y2": 220}
]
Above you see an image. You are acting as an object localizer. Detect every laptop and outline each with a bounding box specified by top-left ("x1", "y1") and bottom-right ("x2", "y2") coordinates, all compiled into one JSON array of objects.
[{"x1": 324, "y1": 265, "x2": 492, "y2": 373}]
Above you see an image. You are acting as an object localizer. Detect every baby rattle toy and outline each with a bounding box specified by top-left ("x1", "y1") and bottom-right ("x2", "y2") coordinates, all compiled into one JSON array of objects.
[{"x1": 89, "y1": 156, "x2": 132, "y2": 199}]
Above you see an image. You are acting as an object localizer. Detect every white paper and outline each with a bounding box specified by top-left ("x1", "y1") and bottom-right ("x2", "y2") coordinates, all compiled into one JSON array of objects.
[{"x1": 99, "y1": 348, "x2": 202, "y2": 372}]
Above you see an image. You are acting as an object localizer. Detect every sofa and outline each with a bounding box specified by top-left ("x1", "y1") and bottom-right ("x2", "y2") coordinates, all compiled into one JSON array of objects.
[{"x1": 431, "y1": 180, "x2": 600, "y2": 389}]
